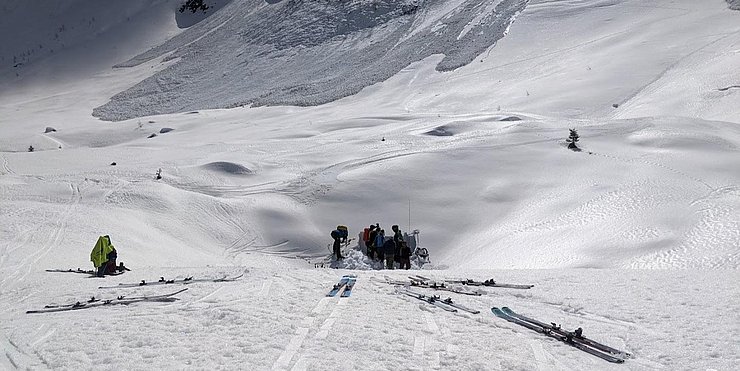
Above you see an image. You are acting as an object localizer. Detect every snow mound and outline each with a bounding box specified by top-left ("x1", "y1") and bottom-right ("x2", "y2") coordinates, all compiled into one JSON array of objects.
[
  {"x1": 93, "y1": 0, "x2": 529, "y2": 121},
  {"x1": 500, "y1": 116, "x2": 522, "y2": 121},
  {"x1": 425, "y1": 125, "x2": 456, "y2": 137},
  {"x1": 200, "y1": 161, "x2": 253, "y2": 175}
]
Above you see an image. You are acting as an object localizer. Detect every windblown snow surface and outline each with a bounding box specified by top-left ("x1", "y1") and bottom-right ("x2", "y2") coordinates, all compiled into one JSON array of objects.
[{"x1": 1, "y1": 0, "x2": 739, "y2": 370}]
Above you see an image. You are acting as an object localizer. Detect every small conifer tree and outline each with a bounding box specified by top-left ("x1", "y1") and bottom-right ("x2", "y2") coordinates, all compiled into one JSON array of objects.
[{"x1": 566, "y1": 129, "x2": 580, "y2": 150}]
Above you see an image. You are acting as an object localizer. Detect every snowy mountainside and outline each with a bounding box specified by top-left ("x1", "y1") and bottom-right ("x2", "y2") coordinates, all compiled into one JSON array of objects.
[
  {"x1": 0, "y1": 0, "x2": 740, "y2": 370},
  {"x1": 0, "y1": 0, "x2": 181, "y2": 83},
  {"x1": 0, "y1": 0, "x2": 737, "y2": 270},
  {"x1": 92, "y1": 0, "x2": 530, "y2": 120}
]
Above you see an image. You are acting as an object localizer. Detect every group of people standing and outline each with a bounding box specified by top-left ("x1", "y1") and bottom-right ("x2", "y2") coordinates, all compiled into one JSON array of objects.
[
  {"x1": 329, "y1": 224, "x2": 413, "y2": 269},
  {"x1": 363, "y1": 224, "x2": 412, "y2": 270}
]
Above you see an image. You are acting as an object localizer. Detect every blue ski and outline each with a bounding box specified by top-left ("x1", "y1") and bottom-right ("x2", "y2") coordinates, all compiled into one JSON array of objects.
[
  {"x1": 340, "y1": 276, "x2": 357, "y2": 297},
  {"x1": 327, "y1": 275, "x2": 354, "y2": 297}
]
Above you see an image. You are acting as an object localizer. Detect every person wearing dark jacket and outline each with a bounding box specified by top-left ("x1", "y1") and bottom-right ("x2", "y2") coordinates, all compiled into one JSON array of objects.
[
  {"x1": 398, "y1": 241, "x2": 412, "y2": 269},
  {"x1": 374, "y1": 228, "x2": 385, "y2": 261},
  {"x1": 365, "y1": 225, "x2": 376, "y2": 260},
  {"x1": 392, "y1": 225, "x2": 403, "y2": 244},
  {"x1": 331, "y1": 229, "x2": 344, "y2": 260},
  {"x1": 382, "y1": 238, "x2": 396, "y2": 269},
  {"x1": 392, "y1": 225, "x2": 403, "y2": 264}
]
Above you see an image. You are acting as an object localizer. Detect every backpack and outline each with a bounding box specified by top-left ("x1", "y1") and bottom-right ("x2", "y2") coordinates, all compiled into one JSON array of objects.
[
  {"x1": 336, "y1": 225, "x2": 348, "y2": 239},
  {"x1": 363, "y1": 228, "x2": 370, "y2": 242}
]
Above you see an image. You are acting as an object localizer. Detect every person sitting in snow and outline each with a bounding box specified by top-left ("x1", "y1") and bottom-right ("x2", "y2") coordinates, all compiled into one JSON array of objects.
[{"x1": 90, "y1": 235, "x2": 118, "y2": 277}]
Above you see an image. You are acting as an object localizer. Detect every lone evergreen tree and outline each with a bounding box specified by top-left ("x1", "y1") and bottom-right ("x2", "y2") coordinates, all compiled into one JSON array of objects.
[
  {"x1": 179, "y1": 0, "x2": 209, "y2": 13},
  {"x1": 566, "y1": 128, "x2": 580, "y2": 150}
]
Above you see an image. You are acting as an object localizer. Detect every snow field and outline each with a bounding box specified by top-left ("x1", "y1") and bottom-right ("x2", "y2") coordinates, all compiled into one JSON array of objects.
[
  {"x1": 3, "y1": 268, "x2": 738, "y2": 370},
  {"x1": 0, "y1": 0, "x2": 739, "y2": 369}
]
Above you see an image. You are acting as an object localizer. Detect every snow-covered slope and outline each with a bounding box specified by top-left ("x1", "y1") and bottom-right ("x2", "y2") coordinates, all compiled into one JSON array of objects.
[
  {"x1": 92, "y1": 0, "x2": 530, "y2": 121},
  {"x1": 0, "y1": 0, "x2": 739, "y2": 370},
  {"x1": 0, "y1": 0, "x2": 183, "y2": 84}
]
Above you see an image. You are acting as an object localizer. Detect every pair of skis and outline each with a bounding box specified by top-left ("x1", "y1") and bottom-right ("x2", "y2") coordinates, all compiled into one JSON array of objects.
[
  {"x1": 97, "y1": 274, "x2": 244, "y2": 289},
  {"x1": 326, "y1": 275, "x2": 357, "y2": 297},
  {"x1": 408, "y1": 275, "x2": 534, "y2": 290},
  {"x1": 492, "y1": 307, "x2": 631, "y2": 363},
  {"x1": 396, "y1": 287, "x2": 480, "y2": 314},
  {"x1": 406, "y1": 275, "x2": 482, "y2": 296},
  {"x1": 446, "y1": 278, "x2": 534, "y2": 290},
  {"x1": 27, "y1": 288, "x2": 188, "y2": 314}
]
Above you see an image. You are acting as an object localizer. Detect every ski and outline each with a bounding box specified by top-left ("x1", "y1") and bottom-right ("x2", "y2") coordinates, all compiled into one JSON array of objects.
[
  {"x1": 327, "y1": 275, "x2": 354, "y2": 297},
  {"x1": 27, "y1": 289, "x2": 188, "y2": 314},
  {"x1": 446, "y1": 279, "x2": 533, "y2": 289},
  {"x1": 397, "y1": 288, "x2": 457, "y2": 312},
  {"x1": 46, "y1": 268, "x2": 128, "y2": 277},
  {"x1": 41, "y1": 289, "x2": 185, "y2": 309},
  {"x1": 501, "y1": 307, "x2": 631, "y2": 359},
  {"x1": 439, "y1": 297, "x2": 480, "y2": 314},
  {"x1": 383, "y1": 275, "x2": 411, "y2": 286},
  {"x1": 45, "y1": 268, "x2": 96, "y2": 275},
  {"x1": 491, "y1": 307, "x2": 625, "y2": 363},
  {"x1": 98, "y1": 274, "x2": 244, "y2": 289},
  {"x1": 409, "y1": 281, "x2": 482, "y2": 296},
  {"x1": 42, "y1": 296, "x2": 102, "y2": 309},
  {"x1": 384, "y1": 276, "x2": 482, "y2": 296},
  {"x1": 340, "y1": 276, "x2": 357, "y2": 297}
]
